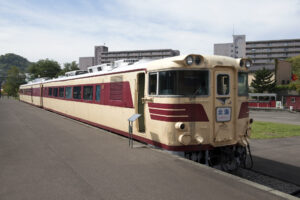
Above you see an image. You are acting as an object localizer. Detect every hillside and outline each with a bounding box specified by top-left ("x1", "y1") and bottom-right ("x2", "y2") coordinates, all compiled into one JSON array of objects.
[{"x1": 0, "y1": 53, "x2": 31, "y2": 77}]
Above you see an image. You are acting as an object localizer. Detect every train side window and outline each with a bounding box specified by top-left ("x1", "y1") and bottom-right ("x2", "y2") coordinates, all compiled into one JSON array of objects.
[
  {"x1": 96, "y1": 85, "x2": 101, "y2": 102},
  {"x1": 53, "y1": 88, "x2": 58, "y2": 97},
  {"x1": 83, "y1": 86, "x2": 93, "y2": 100},
  {"x1": 65, "y1": 87, "x2": 72, "y2": 99},
  {"x1": 73, "y1": 86, "x2": 82, "y2": 99},
  {"x1": 149, "y1": 73, "x2": 157, "y2": 95},
  {"x1": 271, "y1": 96, "x2": 275, "y2": 101},
  {"x1": 217, "y1": 74, "x2": 230, "y2": 95},
  {"x1": 59, "y1": 87, "x2": 64, "y2": 98},
  {"x1": 238, "y1": 72, "x2": 248, "y2": 96},
  {"x1": 49, "y1": 88, "x2": 53, "y2": 96}
]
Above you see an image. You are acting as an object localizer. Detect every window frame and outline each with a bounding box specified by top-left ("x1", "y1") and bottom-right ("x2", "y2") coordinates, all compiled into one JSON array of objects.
[
  {"x1": 238, "y1": 71, "x2": 249, "y2": 97},
  {"x1": 65, "y1": 86, "x2": 72, "y2": 99},
  {"x1": 48, "y1": 87, "x2": 53, "y2": 96},
  {"x1": 83, "y1": 85, "x2": 94, "y2": 101},
  {"x1": 148, "y1": 72, "x2": 158, "y2": 95},
  {"x1": 53, "y1": 87, "x2": 58, "y2": 97},
  {"x1": 148, "y1": 69, "x2": 210, "y2": 97},
  {"x1": 95, "y1": 85, "x2": 101, "y2": 103},
  {"x1": 291, "y1": 97, "x2": 296, "y2": 104},
  {"x1": 216, "y1": 73, "x2": 230, "y2": 96},
  {"x1": 59, "y1": 87, "x2": 65, "y2": 98},
  {"x1": 73, "y1": 85, "x2": 82, "y2": 100}
]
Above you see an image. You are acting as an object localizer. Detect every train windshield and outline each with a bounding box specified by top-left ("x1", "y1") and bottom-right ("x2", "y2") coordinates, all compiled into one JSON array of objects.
[
  {"x1": 149, "y1": 70, "x2": 209, "y2": 96},
  {"x1": 238, "y1": 72, "x2": 248, "y2": 96}
]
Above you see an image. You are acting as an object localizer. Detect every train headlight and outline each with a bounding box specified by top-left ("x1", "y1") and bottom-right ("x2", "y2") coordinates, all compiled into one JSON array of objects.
[
  {"x1": 245, "y1": 60, "x2": 251, "y2": 68},
  {"x1": 240, "y1": 59, "x2": 251, "y2": 68},
  {"x1": 249, "y1": 118, "x2": 253, "y2": 124},
  {"x1": 175, "y1": 122, "x2": 185, "y2": 130},
  {"x1": 185, "y1": 56, "x2": 194, "y2": 65},
  {"x1": 195, "y1": 135, "x2": 204, "y2": 144},
  {"x1": 178, "y1": 133, "x2": 192, "y2": 145}
]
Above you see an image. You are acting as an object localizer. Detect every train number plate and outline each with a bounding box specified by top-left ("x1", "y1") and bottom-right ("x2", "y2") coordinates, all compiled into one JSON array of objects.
[{"x1": 216, "y1": 107, "x2": 231, "y2": 122}]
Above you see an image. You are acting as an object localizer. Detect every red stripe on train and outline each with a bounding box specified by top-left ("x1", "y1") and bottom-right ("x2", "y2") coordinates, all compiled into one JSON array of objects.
[
  {"x1": 238, "y1": 102, "x2": 249, "y2": 119},
  {"x1": 148, "y1": 103, "x2": 209, "y2": 122}
]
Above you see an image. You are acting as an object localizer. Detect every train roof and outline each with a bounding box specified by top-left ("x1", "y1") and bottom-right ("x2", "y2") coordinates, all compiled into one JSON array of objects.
[{"x1": 20, "y1": 54, "x2": 248, "y2": 87}]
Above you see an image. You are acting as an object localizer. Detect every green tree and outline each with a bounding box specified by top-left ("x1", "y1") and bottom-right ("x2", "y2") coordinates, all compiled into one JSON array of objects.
[
  {"x1": 57, "y1": 61, "x2": 79, "y2": 76},
  {"x1": 251, "y1": 68, "x2": 276, "y2": 93},
  {"x1": 27, "y1": 59, "x2": 61, "y2": 79},
  {"x1": 3, "y1": 66, "x2": 26, "y2": 97},
  {"x1": 286, "y1": 55, "x2": 300, "y2": 79}
]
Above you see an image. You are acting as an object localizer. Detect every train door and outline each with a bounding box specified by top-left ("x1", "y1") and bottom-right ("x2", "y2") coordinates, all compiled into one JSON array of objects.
[
  {"x1": 40, "y1": 84, "x2": 43, "y2": 108},
  {"x1": 137, "y1": 73, "x2": 145, "y2": 132},
  {"x1": 31, "y1": 86, "x2": 33, "y2": 103},
  {"x1": 213, "y1": 67, "x2": 236, "y2": 143}
]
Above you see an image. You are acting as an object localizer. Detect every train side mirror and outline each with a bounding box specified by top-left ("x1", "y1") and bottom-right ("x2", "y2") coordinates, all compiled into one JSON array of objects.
[{"x1": 249, "y1": 118, "x2": 253, "y2": 124}]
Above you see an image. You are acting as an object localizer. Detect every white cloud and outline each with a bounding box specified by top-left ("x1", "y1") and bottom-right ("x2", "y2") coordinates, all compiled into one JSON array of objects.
[{"x1": 0, "y1": 0, "x2": 299, "y2": 64}]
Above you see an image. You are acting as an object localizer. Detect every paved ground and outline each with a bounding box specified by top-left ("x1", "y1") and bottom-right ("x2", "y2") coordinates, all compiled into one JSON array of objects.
[
  {"x1": 250, "y1": 137, "x2": 300, "y2": 187},
  {"x1": 0, "y1": 98, "x2": 287, "y2": 200},
  {"x1": 249, "y1": 109, "x2": 300, "y2": 186},
  {"x1": 250, "y1": 110, "x2": 300, "y2": 125}
]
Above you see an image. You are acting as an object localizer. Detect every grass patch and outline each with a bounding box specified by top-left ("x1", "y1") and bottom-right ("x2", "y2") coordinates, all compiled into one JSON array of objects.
[{"x1": 251, "y1": 121, "x2": 300, "y2": 139}]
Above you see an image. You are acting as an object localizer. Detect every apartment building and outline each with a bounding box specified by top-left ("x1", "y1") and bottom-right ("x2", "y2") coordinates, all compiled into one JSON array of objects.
[
  {"x1": 246, "y1": 39, "x2": 300, "y2": 71},
  {"x1": 79, "y1": 46, "x2": 180, "y2": 71},
  {"x1": 214, "y1": 35, "x2": 300, "y2": 71}
]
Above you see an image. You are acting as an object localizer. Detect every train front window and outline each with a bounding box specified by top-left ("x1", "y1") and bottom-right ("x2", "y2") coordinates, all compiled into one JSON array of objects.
[
  {"x1": 217, "y1": 74, "x2": 230, "y2": 95},
  {"x1": 156, "y1": 70, "x2": 208, "y2": 96},
  {"x1": 238, "y1": 72, "x2": 248, "y2": 96}
]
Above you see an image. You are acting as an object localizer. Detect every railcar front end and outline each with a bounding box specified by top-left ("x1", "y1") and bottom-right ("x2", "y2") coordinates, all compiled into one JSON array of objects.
[{"x1": 139, "y1": 55, "x2": 252, "y2": 170}]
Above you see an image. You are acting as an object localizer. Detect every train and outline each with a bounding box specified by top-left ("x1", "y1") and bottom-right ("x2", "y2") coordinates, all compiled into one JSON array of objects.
[{"x1": 19, "y1": 54, "x2": 253, "y2": 171}]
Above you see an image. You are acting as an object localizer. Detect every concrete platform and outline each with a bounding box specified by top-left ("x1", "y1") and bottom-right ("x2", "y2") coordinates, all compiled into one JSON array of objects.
[
  {"x1": 0, "y1": 98, "x2": 293, "y2": 200},
  {"x1": 251, "y1": 137, "x2": 300, "y2": 187}
]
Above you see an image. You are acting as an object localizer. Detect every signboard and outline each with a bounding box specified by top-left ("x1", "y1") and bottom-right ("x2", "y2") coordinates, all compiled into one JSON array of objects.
[
  {"x1": 216, "y1": 107, "x2": 231, "y2": 122},
  {"x1": 128, "y1": 114, "x2": 141, "y2": 122},
  {"x1": 276, "y1": 101, "x2": 282, "y2": 109}
]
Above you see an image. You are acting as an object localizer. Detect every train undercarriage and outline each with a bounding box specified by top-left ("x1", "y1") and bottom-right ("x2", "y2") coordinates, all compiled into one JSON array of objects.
[{"x1": 183, "y1": 144, "x2": 253, "y2": 172}]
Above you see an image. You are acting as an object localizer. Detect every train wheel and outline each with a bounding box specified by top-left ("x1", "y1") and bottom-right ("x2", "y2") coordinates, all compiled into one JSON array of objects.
[{"x1": 220, "y1": 147, "x2": 238, "y2": 172}]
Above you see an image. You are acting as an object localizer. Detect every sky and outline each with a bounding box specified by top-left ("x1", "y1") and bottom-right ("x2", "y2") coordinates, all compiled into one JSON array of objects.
[{"x1": 0, "y1": 0, "x2": 300, "y2": 65}]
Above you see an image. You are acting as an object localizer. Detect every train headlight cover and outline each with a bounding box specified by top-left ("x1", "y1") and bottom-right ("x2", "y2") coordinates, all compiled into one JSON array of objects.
[
  {"x1": 239, "y1": 60, "x2": 244, "y2": 67},
  {"x1": 185, "y1": 56, "x2": 194, "y2": 65},
  {"x1": 240, "y1": 59, "x2": 252, "y2": 68},
  {"x1": 245, "y1": 60, "x2": 251, "y2": 68},
  {"x1": 195, "y1": 56, "x2": 201, "y2": 65}
]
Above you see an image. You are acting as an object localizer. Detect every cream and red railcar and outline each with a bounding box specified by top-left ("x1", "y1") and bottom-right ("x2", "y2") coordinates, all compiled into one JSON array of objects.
[{"x1": 19, "y1": 54, "x2": 252, "y2": 170}]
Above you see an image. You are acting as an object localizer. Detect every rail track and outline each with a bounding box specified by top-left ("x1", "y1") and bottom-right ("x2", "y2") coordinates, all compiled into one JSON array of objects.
[{"x1": 234, "y1": 168, "x2": 300, "y2": 198}]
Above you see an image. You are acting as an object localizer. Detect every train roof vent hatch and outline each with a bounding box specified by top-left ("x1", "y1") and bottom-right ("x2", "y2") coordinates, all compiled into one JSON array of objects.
[{"x1": 110, "y1": 59, "x2": 139, "y2": 70}]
